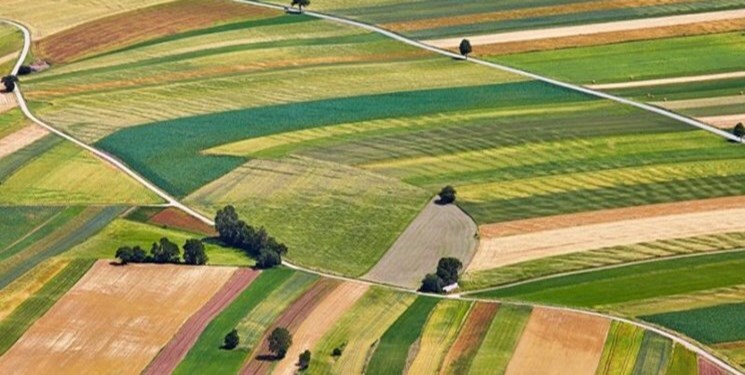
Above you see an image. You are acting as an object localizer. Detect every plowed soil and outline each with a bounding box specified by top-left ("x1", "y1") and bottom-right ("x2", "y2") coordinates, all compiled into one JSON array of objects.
[
  {"x1": 148, "y1": 207, "x2": 216, "y2": 236},
  {"x1": 440, "y1": 302, "x2": 499, "y2": 374}
]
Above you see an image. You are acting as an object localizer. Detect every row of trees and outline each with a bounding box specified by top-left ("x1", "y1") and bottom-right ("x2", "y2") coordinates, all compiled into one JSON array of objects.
[
  {"x1": 420, "y1": 257, "x2": 463, "y2": 293},
  {"x1": 115, "y1": 237, "x2": 208, "y2": 265},
  {"x1": 215, "y1": 206, "x2": 287, "y2": 268},
  {"x1": 223, "y1": 326, "x2": 310, "y2": 370}
]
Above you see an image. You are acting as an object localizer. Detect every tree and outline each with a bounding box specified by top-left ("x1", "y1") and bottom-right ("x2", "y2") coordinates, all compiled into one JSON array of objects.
[
  {"x1": 183, "y1": 239, "x2": 208, "y2": 265},
  {"x1": 291, "y1": 0, "x2": 310, "y2": 12},
  {"x1": 268, "y1": 327, "x2": 292, "y2": 359},
  {"x1": 420, "y1": 273, "x2": 443, "y2": 293},
  {"x1": 257, "y1": 249, "x2": 282, "y2": 269},
  {"x1": 734, "y1": 122, "x2": 745, "y2": 141},
  {"x1": 298, "y1": 350, "x2": 311, "y2": 370},
  {"x1": 1, "y1": 75, "x2": 17, "y2": 92},
  {"x1": 131, "y1": 246, "x2": 147, "y2": 263},
  {"x1": 223, "y1": 329, "x2": 239, "y2": 350},
  {"x1": 151, "y1": 237, "x2": 180, "y2": 263},
  {"x1": 115, "y1": 246, "x2": 133, "y2": 264},
  {"x1": 459, "y1": 39, "x2": 472, "y2": 58},
  {"x1": 437, "y1": 185, "x2": 456, "y2": 205},
  {"x1": 215, "y1": 205, "x2": 240, "y2": 244},
  {"x1": 436, "y1": 257, "x2": 462, "y2": 285}
]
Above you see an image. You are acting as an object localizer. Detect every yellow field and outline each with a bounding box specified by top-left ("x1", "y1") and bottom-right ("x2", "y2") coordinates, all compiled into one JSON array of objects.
[
  {"x1": 0, "y1": 261, "x2": 235, "y2": 374},
  {"x1": 0, "y1": 258, "x2": 67, "y2": 320}
]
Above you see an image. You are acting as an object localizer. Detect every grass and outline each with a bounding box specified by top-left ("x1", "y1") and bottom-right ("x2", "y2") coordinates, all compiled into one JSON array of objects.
[
  {"x1": 173, "y1": 268, "x2": 294, "y2": 375},
  {"x1": 309, "y1": 287, "x2": 416, "y2": 374},
  {"x1": 632, "y1": 332, "x2": 672, "y2": 375},
  {"x1": 0, "y1": 142, "x2": 161, "y2": 205},
  {"x1": 666, "y1": 344, "x2": 698, "y2": 375},
  {"x1": 469, "y1": 304, "x2": 532, "y2": 374},
  {"x1": 365, "y1": 296, "x2": 440, "y2": 375},
  {"x1": 461, "y1": 232, "x2": 745, "y2": 290},
  {"x1": 62, "y1": 218, "x2": 252, "y2": 266},
  {"x1": 0, "y1": 206, "x2": 123, "y2": 290},
  {"x1": 642, "y1": 302, "x2": 745, "y2": 345},
  {"x1": 186, "y1": 156, "x2": 429, "y2": 276},
  {"x1": 0, "y1": 206, "x2": 61, "y2": 252},
  {"x1": 0, "y1": 258, "x2": 94, "y2": 355},
  {"x1": 474, "y1": 250, "x2": 745, "y2": 307},
  {"x1": 0, "y1": 206, "x2": 83, "y2": 262},
  {"x1": 407, "y1": 299, "x2": 471, "y2": 374},
  {"x1": 0, "y1": 25, "x2": 22, "y2": 75},
  {"x1": 0, "y1": 134, "x2": 60, "y2": 181},
  {"x1": 0, "y1": 109, "x2": 29, "y2": 139},
  {"x1": 595, "y1": 322, "x2": 645, "y2": 375},
  {"x1": 496, "y1": 32, "x2": 745, "y2": 84}
]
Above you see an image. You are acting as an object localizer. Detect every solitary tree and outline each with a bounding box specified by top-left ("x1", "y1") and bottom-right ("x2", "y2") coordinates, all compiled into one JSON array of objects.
[
  {"x1": 268, "y1": 327, "x2": 292, "y2": 359},
  {"x1": 459, "y1": 39, "x2": 472, "y2": 58},
  {"x1": 115, "y1": 246, "x2": 133, "y2": 264},
  {"x1": 291, "y1": 0, "x2": 310, "y2": 12},
  {"x1": 436, "y1": 257, "x2": 463, "y2": 285},
  {"x1": 734, "y1": 122, "x2": 745, "y2": 141},
  {"x1": 183, "y1": 239, "x2": 208, "y2": 265},
  {"x1": 1, "y1": 75, "x2": 17, "y2": 92},
  {"x1": 437, "y1": 185, "x2": 457, "y2": 205},
  {"x1": 298, "y1": 350, "x2": 311, "y2": 370},
  {"x1": 223, "y1": 329, "x2": 240, "y2": 350},
  {"x1": 420, "y1": 273, "x2": 443, "y2": 293}
]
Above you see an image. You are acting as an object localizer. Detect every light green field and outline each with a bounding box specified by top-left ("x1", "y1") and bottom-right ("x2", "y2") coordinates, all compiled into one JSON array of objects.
[
  {"x1": 186, "y1": 156, "x2": 430, "y2": 276},
  {"x1": 0, "y1": 109, "x2": 29, "y2": 140},
  {"x1": 633, "y1": 332, "x2": 672, "y2": 375},
  {"x1": 462, "y1": 232, "x2": 745, "y2": 290},
  {"x1": 603, "y1": 284, "x2": 745, "y2": 317},
  {"x1": 666, "y1": 344, "x2": 698, "y2": 375},
  {"x1": 309, "y1": 287, "x2": 416, "y2": 374},
  {"x1": 61, "y1": 219, "x2": 252, "y2": 266},
  {"x1": 0, "y1": 142, "x2": 160, "y2": 205},
  {"x1": 595, "y1": 322, "x2": 645, "y2": 375},
  {"x1": 408, "y1": 299, "x2": 471, "y2": 374},
  {"x1": 0, "y1": 25, "x2": 22, "y2": 74},
  {"x1": 0, "y1": 206, "x2": 61, "y2": 251},
  {"x1": 469, "y1": 304, "x2": 532, "y2": 375}
]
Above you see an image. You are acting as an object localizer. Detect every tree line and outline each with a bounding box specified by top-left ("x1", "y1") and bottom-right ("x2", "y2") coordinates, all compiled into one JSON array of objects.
[
  {"x1": 215, "y1": 205, "x2": 287, "y2": 269},
  {"x1": 115, "y1": 237, "x2": 207, "y2": 265},
  {"x1": 420, "y1": 257, "x2": 462, "y2": 293}
]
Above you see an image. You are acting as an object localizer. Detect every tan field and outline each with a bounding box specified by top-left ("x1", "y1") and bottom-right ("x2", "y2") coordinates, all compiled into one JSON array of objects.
[
  {"x1": 470, "y1": 206, "x2": 745, "y2": 272},
  {"x1": 588, "y1": 71, "x2": 745, "y2": 90},
  {"x1": 505, "y1": 308, "x2": 610, "y2": 375},
  {"x1": 0, "y1": 261, "x2": 236, "y2": 375},
  {"x1": 0, "y1": 125, "x2": 49, "y2": 159},
  {"x1": 656, "y1": 95, "x2": 745, "y2": 111},
  {"x1": 698, "y1": 114, "x2": 745, "y2": 129},
  {"x1": 0, "y1": 92, "x2": 17, "y2": 113},
  {"x1": 425, "y1": 9, "x2": 745, "y2": 48},
  {"x1": 272, "y1": 282, "x2": 369, "y2": 375}
]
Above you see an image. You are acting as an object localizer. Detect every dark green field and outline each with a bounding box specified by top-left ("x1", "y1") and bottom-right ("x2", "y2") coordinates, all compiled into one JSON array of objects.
[{"x1": 643, "y1": 302, "x2": 745, "y2": 345}]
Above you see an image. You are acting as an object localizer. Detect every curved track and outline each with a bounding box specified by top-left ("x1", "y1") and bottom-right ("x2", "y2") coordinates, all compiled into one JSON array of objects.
[{"x1": 2, "y1": 13, "x2": 743, "y2": 374}]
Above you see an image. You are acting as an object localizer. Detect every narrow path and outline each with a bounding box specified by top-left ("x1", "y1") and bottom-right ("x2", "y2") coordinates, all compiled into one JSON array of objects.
[
  {"x1": 588, "y1": 71, "x2": 745, "y2": 90},
  {"x1": 3, "y1": 14, "x2": 743, "y2": 375}
]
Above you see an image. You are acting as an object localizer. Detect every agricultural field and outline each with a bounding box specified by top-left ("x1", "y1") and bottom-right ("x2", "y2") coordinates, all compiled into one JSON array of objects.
[{"x1": 0, "y1": 23, "x2": 22, "y2": 75}]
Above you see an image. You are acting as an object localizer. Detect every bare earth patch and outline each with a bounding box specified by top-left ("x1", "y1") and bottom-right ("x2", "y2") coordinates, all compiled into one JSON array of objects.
[
  {"x1": 425, "y1": 9, "x2": 745, "y2": 48},
  {"x1": 0, "y1": 261, "x2": 236, "y2": 375},
  {"x1": 698, "y1": 114, "x2": 745, "y2": 129},
  {"x1": 0, "y1": 92, "x2": 17, "y2": 113},
  {"x1": 364, "y1": 200, "x2": 477, "y2": 289},
  {"x1": 148, "y1": 207, "x2": 216, "y2": 236},
  {"x1": 505, "y1": 308, "x2": 610, "y2": 375},
  {"x1": 0, "y1": 125, "x2": 49, "y2": 159},
  {"x1": 470, "y1": 205, "x2": 745, "y2": 272},
  {"x1": 588, "y1": 71, "x2": 745, "y2": 90}
]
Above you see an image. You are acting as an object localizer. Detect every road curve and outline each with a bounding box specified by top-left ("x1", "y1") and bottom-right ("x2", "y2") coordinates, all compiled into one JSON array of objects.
[{"x1": 3, "y1": 12, "x2": 743, "y2": 375}]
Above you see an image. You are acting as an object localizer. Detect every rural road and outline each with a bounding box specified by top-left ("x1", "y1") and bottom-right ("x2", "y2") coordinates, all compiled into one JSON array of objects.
[{"x1": 3, "y1": 12, "x2": 744, "y2": 375}]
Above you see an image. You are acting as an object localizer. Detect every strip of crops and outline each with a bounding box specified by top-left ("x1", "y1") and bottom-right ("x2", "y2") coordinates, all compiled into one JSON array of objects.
[
  {"x1": 173, "y1": 268, "x2": 294, "y2": 375},
  {"x1": 642, "y1": 302, "x2": 745, "y2": 345},
  {"x1": 0, "y1": 258, "x2": 94, "y2": 355},
  {"x1": 0, "y1": 135, "x2": 60, "y2": 181},
  {"x1": 667, "y1": 344, "x2": 698, "y2": 375},
  {"x1": 595, "y1": 322, "x2": 645, "y2": 375},
  {"x1": 632, "y1": 332, "x2": 672, "y2": 375},
  {"x1": 474, "y1": 250, "x2": 745, "y2": 307},
  {"x1": 0, "y1": 206, "x2": 61, "y2": 252},
  {"x1": 408, "y1": 299, "x2": 471, "y2": 374},
  {"x1": 365, "y1": 296, "x2": 439, "y2": 375},
  {"x1": 469, "y1": 304, "x2": 532, "y2": 374}
]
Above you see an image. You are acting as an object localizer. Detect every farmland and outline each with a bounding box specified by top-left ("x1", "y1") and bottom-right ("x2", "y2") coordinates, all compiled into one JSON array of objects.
[
  {"x1": 632, "y1": 332, "x2": 672, "y2": 375},
  {"x1": 440, "y1": 302, "x2": 499, "y2": 374},
  {"x1": 596, "y1": 322, "x2": 645, "y2": 375},
  {"x1": 469, "y1": 304, "x2": 532, "y2": 374},
  {"x1": 407, "y1": 299, "x2": 471, "y2": 374},
  {"x1": 643, "y1": 303, "x2": 745, "y2": 345}
]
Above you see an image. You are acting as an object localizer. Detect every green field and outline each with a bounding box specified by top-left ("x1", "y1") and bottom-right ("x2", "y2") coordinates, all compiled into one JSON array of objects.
[
  {"x1": 496, "y1": 32, "x2": 745, "y2": 84},
  {"x1": 632, "y1": 332, "x2": 672, "y2": 375},
  {"x1": 174, "y1": 268, "x2": 294, "y2": 375},
  {"x1": 0, "y1": 24, "x2": 22, "y2": 74},
  {"x1": 0, "y1": 109, "x2": 29, "y2": 140},
  {"x1": 0, "y1": 206, "x2": 61, "y2": 251},
  {"x1": 62, "y1": 218, "x2": 251, "y2": 266},
  {"x1": 309, "y1": 287, "x2": 415, "y2": 374},
  {"x1": 0, "y1": 134, "x2": 60, "y2": 181},
  {"x1": 643, "y1": 302, "x2": 745, "y2": 345},
  {"x1": 474, "y1": 250, "x2": 745, "y2": 307},
  {"x1": 408, "y1": 299, "x2": 471, "y2": 374},
  {"x1": 666, "y1": 344, "x2": 698, "y2": 375},
  {"x1": 0, "y1": 258, "x2": 93, "y2": 355},
  {"x1": 461, "y1": 232, "x2": 745, "y2": 290},
  {"x1": 596, "y1": 322, "x2": 645, "y2": 375},
  {"x1": 469, "y1": 304, "x2": 532, "y2": 375},
  {"x1": 365, "y1": 296, "x2": 439, "y2": 375}
]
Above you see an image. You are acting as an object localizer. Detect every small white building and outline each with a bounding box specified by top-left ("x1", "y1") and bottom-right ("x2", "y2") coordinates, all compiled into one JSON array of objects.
[{"x1": 443, "y1": 283, "x2": 459, "y2": 293}]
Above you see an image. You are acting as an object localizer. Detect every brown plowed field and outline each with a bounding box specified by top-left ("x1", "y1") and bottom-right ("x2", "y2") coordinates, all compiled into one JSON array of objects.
[
  {"x1": 0, "y1": 261, "x2": 236, "y2": 375},
  {"x1": 35, "y1": 0, "x2": 276, "y2": 63},
  {"x1": 0, "y1": 126, "x2": 49, "y2": 159},
  {"x1": 272, "y1": 282, "x2": 369, "y2": 375},
  {"x1": 149, "y1": 207, "x2": 217, "y2": 236},
  {"x1": 239, "y1": 278, "x2": 341, "y2": 375},
  {"x1": 143, "y1": 268, "x2": 260, "y2": 375},
  {"x1": 440, "y1": 302, "x2": 498, "y2": 374},
  {"x1": 505, "y1": 308, "x2": 610, "y2": 375}
]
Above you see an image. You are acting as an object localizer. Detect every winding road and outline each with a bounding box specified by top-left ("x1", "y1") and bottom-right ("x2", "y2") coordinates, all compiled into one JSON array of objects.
[{"x1": 2, "y1": 8, "x2": 743, "y2": 374}]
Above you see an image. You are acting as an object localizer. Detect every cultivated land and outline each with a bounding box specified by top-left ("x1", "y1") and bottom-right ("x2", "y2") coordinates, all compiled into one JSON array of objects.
[
  {"x1": 469, "y1": 304, "x2": 532, "y2": 374},
  {"x1": 440, "y1": 302, "x2": 499, "y2": 374},
  {"x1": 505, "y1": 308, "x2": 610, "y2": 375},
  {"x1": 407, "y1": 299, "x2": 471, "y2": 374},
  {"x1": 0, "y1": 125, "x2": 48, "y2": 160},
  {"x1": 596, "y1": 322, "x2": 645, "y2": 375},
  {"x1": 0, "y1": 261, "x2": 236, "y2": 374}
]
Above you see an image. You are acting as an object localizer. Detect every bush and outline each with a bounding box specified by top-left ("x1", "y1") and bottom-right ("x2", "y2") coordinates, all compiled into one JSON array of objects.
[
  {"x1": 459, "y1": 39, "x2": 472, "y2": 57},
  {"x1": 332, "y1": 342, "x2": 346, "y2": 357},
  {"x1": 223, "y1": 329, "x2": 239, "y2": 350},
  {"x1": 268, "y1": 327, "x2": 292, "y2": 359},
  {"x1": 734, "y1": 123, "x2": 745, "y2": 139},
  {"x1": 17, "y1": 66, "x2": 32, "y2": 75},
  {"x1": 436, "y1": 186, "x2": 456, "y2": 205},
  {"x1": 298, "y1": 350, "x2": 311, "y2": 370}
]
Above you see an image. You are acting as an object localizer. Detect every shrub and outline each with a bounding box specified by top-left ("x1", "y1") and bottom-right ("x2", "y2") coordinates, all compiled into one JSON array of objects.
[
  {"x1": 268, "y1": 327, "x2": 292, "y2": 359},
  {"x1": 223, "y1": 329, "x2": 239, "y2": 350},
  {"x1": 437, "y1": 186, "x2": 456, "y2": 205},
  {"x1": 298, "y1": 350, "x2": 311, "y2": 370}
]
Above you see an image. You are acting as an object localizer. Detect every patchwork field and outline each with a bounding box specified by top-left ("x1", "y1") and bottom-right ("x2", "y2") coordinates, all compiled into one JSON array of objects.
[
  {"x1": 407, "y1": 299, "x2": 471, "y2": 374},
  {"x1": 596, "y1": 321, "x2": 646, "y2": 375},
  {"x1": 440, "y1": 302, "x2": 499, "y2": 374},
  {"x1": 0, "y1": 261, "x2": 236, "y2": 374}
]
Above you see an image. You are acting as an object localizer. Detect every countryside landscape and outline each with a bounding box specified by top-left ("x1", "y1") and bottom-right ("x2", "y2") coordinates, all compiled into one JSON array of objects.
[{"x1": 0, "y1": 0, "x2": 744, "y2": 374}]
